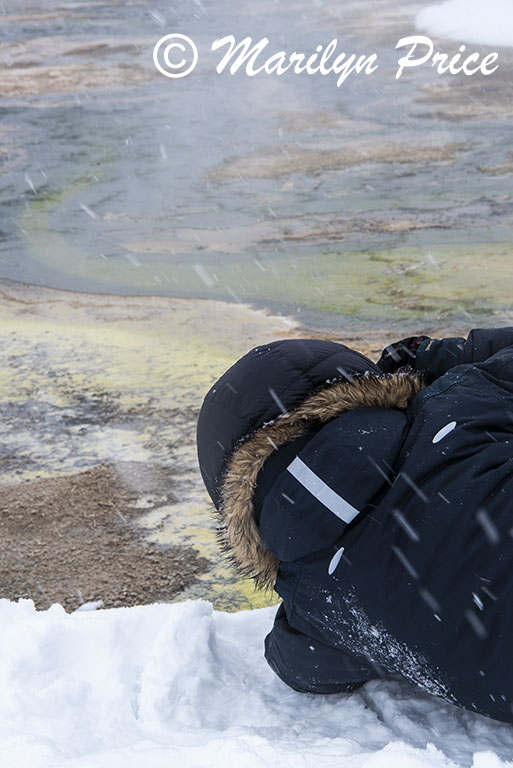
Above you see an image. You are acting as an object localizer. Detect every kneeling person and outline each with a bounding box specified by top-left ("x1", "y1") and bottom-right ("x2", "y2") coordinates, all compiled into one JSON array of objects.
[{"x1": 196, "y1": 328, "x2": 513, "y2": 723}]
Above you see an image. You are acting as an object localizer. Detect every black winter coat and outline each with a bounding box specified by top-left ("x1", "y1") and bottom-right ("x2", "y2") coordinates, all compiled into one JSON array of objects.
[{"x1": 198, "y1": 328, "x2": 513, "y2": 724}]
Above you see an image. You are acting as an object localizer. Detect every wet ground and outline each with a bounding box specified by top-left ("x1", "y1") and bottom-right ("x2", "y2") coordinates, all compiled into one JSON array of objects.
[{"x1": 1, "y1": 1, "x2": 512, "y2": 611}]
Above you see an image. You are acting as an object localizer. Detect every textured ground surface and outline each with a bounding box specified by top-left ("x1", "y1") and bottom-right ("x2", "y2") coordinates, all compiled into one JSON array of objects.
[
  {"x1": 0, "y1": 279, "x2": 303, "y2": 611},
  {"x1": 0, "y1": 463, "x2": 208, "y2": 612}
]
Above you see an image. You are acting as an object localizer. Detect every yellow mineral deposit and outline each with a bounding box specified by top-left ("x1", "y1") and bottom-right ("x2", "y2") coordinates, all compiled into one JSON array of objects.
[{"x1": 0, "y1": 280, "x2": 299, "y2": 609}]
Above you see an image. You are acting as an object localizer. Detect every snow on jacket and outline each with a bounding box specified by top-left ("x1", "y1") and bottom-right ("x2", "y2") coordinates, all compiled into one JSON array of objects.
[{"x1": 197, "y1": 328, "x2": 513, "y2": 724}]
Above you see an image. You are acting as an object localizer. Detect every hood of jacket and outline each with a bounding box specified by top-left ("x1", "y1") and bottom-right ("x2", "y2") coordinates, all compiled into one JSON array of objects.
[
  {"x1": 217, "y1": 370, "x2": 427, "y2": 591},
  {"x1": 197, "y1": 338, "x2": 384, "y2": 510}
]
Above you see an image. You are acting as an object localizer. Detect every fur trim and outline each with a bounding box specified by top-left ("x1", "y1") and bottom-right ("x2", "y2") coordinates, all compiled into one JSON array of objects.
[{"x1": 217, "y1": 370, "x2": 427, "y2": 591}]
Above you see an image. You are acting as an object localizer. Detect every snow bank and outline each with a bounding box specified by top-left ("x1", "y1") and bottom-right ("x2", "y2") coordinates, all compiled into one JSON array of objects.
[
  {"x1": 0, "y1": 598, "x2": 512, "y2": 767},
  {"x1": 417, "y1": 0, "x2": 513, "y2": 48}
]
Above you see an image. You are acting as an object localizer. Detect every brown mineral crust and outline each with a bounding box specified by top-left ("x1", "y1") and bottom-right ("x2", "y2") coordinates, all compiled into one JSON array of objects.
[{"x1": 0, "y1": 463, "x2": 208, "y2": 612}]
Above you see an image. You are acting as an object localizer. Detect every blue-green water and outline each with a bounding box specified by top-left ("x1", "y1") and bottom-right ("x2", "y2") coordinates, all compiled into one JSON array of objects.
[{"x1": 1, "y1": 0, "x2": 513, "y2": 329}]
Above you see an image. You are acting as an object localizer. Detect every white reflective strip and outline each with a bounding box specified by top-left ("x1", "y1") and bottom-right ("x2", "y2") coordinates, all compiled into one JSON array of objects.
[{"x1": 287, "y1": 456, "x2": 360, "y2": 524}]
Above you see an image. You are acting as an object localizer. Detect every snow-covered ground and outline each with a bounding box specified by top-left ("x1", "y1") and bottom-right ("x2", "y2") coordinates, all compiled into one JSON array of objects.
[
  {"x1": 1, "y1": 598, "x2": 512, "y2": 767},
  {"x1": 417, "y1": 0, "x2": 513, "y2": 48}
]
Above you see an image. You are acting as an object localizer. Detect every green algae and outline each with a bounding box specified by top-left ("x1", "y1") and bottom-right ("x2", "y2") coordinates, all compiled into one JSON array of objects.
[
  {"x1": 15, "y1": 117, "x2": 511, "y2": 328},
  {"x1": 18, "y1": 187, "x2": 513, "y2": 323}
]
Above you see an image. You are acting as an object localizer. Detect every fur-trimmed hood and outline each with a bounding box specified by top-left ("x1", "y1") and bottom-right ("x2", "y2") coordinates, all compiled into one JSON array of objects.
[{"x1": 217, "y1": 370, "x2": 427, "y2": 591}]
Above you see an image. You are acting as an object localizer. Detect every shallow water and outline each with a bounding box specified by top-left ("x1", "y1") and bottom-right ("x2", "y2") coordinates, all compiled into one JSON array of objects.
[{"x1": 1, "y1": 0, "x2": 513, "y2": 328}]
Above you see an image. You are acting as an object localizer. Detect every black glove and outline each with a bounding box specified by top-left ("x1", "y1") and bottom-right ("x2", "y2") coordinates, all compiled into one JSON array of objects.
[{"x1": 376, "y1": 335, "x2": 430, "y2": 374}]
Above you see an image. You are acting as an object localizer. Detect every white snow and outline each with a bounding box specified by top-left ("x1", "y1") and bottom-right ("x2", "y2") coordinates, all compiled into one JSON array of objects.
[
  {"x1": 328, "y1": 545, "x2": 345, "y2": 576},
  {"x1": 417, "y1": 0, "x2": 513, "y2": 48},
  {"x1": 432, "y1": 422, "x2": 457, "y2": 444},
  {"x1": 1, "y1": 599, "x2": 513, "y2": 766}
]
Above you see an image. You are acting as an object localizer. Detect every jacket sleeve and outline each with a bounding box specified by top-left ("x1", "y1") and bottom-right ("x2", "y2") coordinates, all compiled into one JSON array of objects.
[
  {"x1": 415, "y1": 327, "x2": 513, "y2": 381},
  {"x1": 264, "y1": 604, "x2": 378, "y2": 694}
]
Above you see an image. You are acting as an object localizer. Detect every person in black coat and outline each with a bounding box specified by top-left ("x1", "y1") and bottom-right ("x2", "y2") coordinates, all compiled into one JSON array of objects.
[{"x1": 196, "y1": 327, "x2": 513, "y2": 724}]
